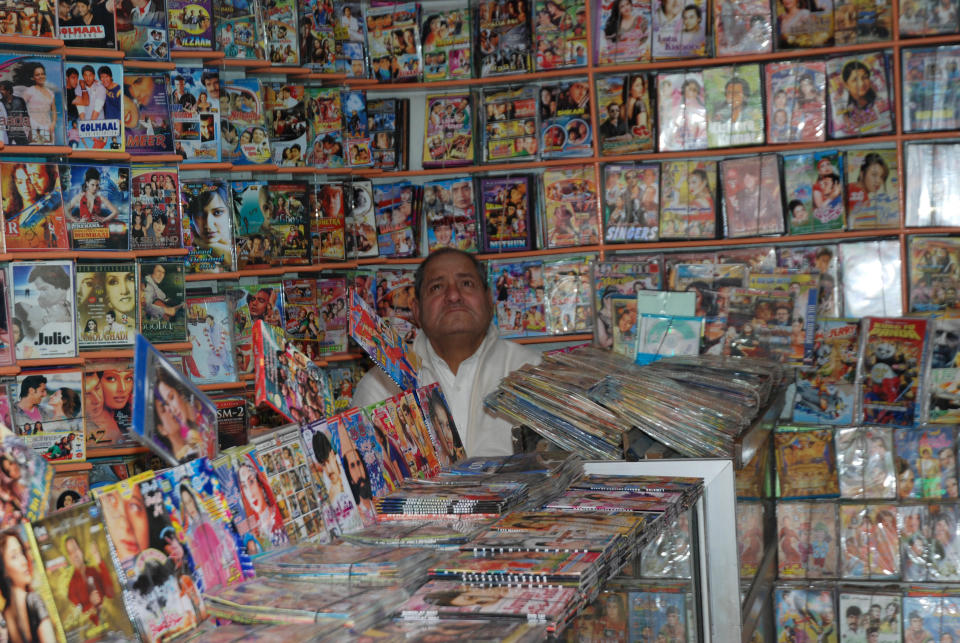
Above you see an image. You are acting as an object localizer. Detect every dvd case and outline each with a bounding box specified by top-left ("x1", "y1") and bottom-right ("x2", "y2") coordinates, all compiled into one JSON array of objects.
[
  {"x1": 421, "y1": 3, "x2": 472, "y2": 81},
  {"x1": 0, "y1": 55, "x2": 65, "y2": 146},
  {"x1": 715, "y1": 0, "x2": 772, "y2": 55},
  {"x1": 596, "y1": 73, "x2": 654, "y2": 155},
  {"x1": 424, "y1": 176, "x2": 478, "y2": 253},
  {"x1": 595, "y1": 0, "x2": 651, "y2": 64},
  {"x1": 1, "y1": 161, "x2": 69, "y2": 251},
  {"x1": 67, "y1": 61, "x2": 123, "y2": 153},
  {"x1": 341, "y1": 89, "x2": 373, "y2": 168},
  {"x1": 125, "y1": 73, "x2": 174, "y2": 155},
  {"x1": 76, "y1": 262, "x2": 137, "y2": 349},
  {"x1": 765, "y1": 60, "x2": 827, "y2": 143},
  {"x1": 653, "y1": 0, "x2": 707, "y2": 59},
  {"x1": 794, "y1": 319, "x2": 859, "y2": 424},
  {"x1": 783, "y1": 150, "x2": 846, "y2": 234},
  {"x1": 180, "y1": 177, "x2": 237, "y2": 273},
  {"x1": 335, "y1": 1, "x2": 367, "y2": 76},
  {"x1": 130, "y1": 164, "x2": 182, "y2": 250},
  {"x1": 222, "y1": 77, "x2": 271, "y2": 165},
  {"x1": 305, "y1": 87, "x2": 345, "y2": 168},
  {"x1": 659, "y1": 160, "x2": 716, "y2": 239},
  {"x1": 539, "y1": 79, "x2": 592, "y2": 159},
  {"x1": 58, "y1": 0, "x2": 116, "y2": 48},
  {"x1": 215, "y1": 0, "x2": 267, "y2": 59},
  {"x1": 61, "y1": 162, "x2": 130, "y2": 250},
  {"x1": 116, "y1": 0, "x2": 168, "y2": 60},
  {"x1": 602, "y1": 163, "x2": 659, "y2": 243},
  {"x1": 776, "y1": 0, "x2": 834, "y2": 47},
  {"x1": 138, "y1": 259, "x2": 185, "y2": 344},
  {"x1": 860, "y1": 316, "x2": 928, "y2": 427},
  {"x1": 264, "y1": 0, "x2": 299, "y2": 64},
  {"x1": 481, "y1": 85, "x2": 538, "y2": 163},
  {"x1": 478, "y1": 174, "x2": 535, "y2": 252},
  {"x1": 365, "y1": 3, "x2": 422, "y2": 82},
  {"x1": 826, "y1": 51, "x2": 894, "y2": 138},
  {"x1": 476, "y1": 0, "x2": 533, "y2": 75},
  {"x1": 11, "y1": 260, "x2": 76, "y2": 360},
  {"x1": 542, "y1": 166, "x2": 598, "y2": 248},
  {"x1": 845, "y1": 148, "x2": 898, "y2": 229},
  {"x1": 265, "y1": 83, "x2": 307, "y2": 167},
  {"x1": 704, "y1": 64, "x2": 764, "y2": 148},
  {"x1": 169, "y1": 0, "x2": 214, "y2": 52},
  {"x1": 720, "y1": 154, "x2": 784, "y2": 238},
  {"x1": 657, "y1": 71, "x2": 707, "y2": 151}
]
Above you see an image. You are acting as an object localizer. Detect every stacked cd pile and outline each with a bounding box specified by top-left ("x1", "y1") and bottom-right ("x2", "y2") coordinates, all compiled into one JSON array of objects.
[
  {"x1": 439, "y1": 453, "x2": 585, "y2": 509},
  {"x1": 341, "y1": 519, "x2": 490, "y2": 548},
  {"x1": 373, "y1": 479, "x2": 528, "y2": 519},
  {"x1": 351, "y1": 619, "x2": 548, "y2": 642},
  {"x1": 253, "y1": 543, "x2": 440, "y2": 587},
  {"x1": 202, "y1": 578, "x2": 409, "y2": 631},
  {"x1": 427, "y1": 549, "x2": 604, "y2": 594},
  {"x1": 176, "y1": 621, "x2": 343, "y2": 642}
]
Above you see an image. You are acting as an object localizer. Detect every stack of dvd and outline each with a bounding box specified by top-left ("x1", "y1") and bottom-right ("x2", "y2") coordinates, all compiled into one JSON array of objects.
[
  {"x1": 353, "y1": 619, "x2": 547, "y2": 641},
  {"x1": 341, "y1": 519, "x2": 490, "y2": 548},
  {"x1": 176, "y1": 621, "x2": 344, "y2": 642},
  {"x1": 427, "y1": 549, "x2": 604, "y2": 594},
  {"x1": 374, "y1": 478, "x2": 528, "y2": 519},
  {"x1": 253, "y1": 542, "x2": 439, "y2": 587}
]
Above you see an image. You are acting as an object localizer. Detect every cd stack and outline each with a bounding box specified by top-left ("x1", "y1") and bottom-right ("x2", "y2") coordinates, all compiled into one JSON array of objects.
[
  {"x1": 439, "y1": 452, "x2": 584, "y2": 508},
  {"x1": 341, "y1": 519, "x2": 490, "y2": 548},
  {"x1": 373, "y1": 478, "x2": 529, "y2": 520},
  {"x1": 427, "y1": 549, "x2": 604, "y2": 595},
  {"x1": 252, "y1": 542, "x2": 440, "y2": 587}
]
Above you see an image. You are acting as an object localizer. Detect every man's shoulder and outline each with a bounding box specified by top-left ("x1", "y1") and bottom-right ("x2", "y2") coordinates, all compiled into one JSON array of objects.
[{"x1": 352, "y1": 366, "x2": 401, "y2": 410}]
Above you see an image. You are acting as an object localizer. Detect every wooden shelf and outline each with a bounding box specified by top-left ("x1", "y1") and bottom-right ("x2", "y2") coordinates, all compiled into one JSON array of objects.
[
  {"x1": 154, "y1": 342, "x2": 192, "y2": 352},
  {"x1": 180, "y1": 161, "x2": 233, "y2": 171},
  {"x1": 70, "y1": 150, "x2": 130, "y2": 161},
  {"x1": 56, "y1": 46, "x2": 124, "y2": 60},
  {"x1": 351, "y1": 66, "x2": 588, "y2": 91},
  {"x1": 197, "y1": 381, "x2": 246, "y2": 390},
  {"x1": 2, "y1": 145, "x2": 71, "y2": 156},
  {"x1": 0, "y1": 35, "x2": 63, "y2": 49},
  {"x1": 123, "y1": 60, "x2": 176, "y2": 71},
  {"x1": 514, "y1": 333, "x2": 592, "y2": 344},
  {"x1": 129, "y1": 154, "x2": 183, "y2": 163},
  {"x1": 87, "y1": 446, "x2": 149, "y2": 458},
  {"x1": 221, "y1": 57, "x2": 271, "y2": 68},
  {"x1": 18, "y1": 357, "x2": 84, "y2": 368},
  {"x1": 51, "y1": 461, "x2": 92, "y2": 472},
  {"x1": 79, "y1": 348, "x2": 133, "y2": 359},
  {"x1": 171, "y1": 50, "x2": 225, "y2": 61},
  {"x1": 185, "y1": 271, "x2": 241, "y2": 282},
  {"x1": 323, "y1": 351, "x2": 364, "y2": 362}
]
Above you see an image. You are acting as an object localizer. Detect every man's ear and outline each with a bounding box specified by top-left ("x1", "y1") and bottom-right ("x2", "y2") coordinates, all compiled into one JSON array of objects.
[{"x1": 411, "y1": 296, "x2": 421, "y2": 328}]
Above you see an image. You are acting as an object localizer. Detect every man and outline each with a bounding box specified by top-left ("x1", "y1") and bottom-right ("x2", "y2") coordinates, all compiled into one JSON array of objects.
[
  {"x1": 16, "y1": 375, "x2": 47, "y2": 423},
  {"x1": 65, "y1": 0, "x2": 116, "y2": 48},
  {"x1": 599, "y1": 102, "x2": 627, "y2": 138},
  {"x1": 352, "y1": 248, "x2": 542, "y2": 457},
  {"x1": 77, "y1": 65, "x2": 106, "y2": 121},
  {"x1": 844, "y1": 604, "x2": 863, "y2": 641},
  {"x1": 339, "y1": 425, "x2": 375, "y2": 518},
  {"x1": 64, "y1": 67, "x2": 81, "y2": 123},
  {"x1": 708, "y1": 76, "x2": 762, "y2": 147},
  {"x1": 128, "y1": 0, "x2": 163, "y2": 26},
  {"x1": 98, "y1": 66, "x2": 122, "y2": 123},
  {"x1": 905, "y1": 611, "x2": 932, "y2": 643},
  {"x1": 104, "y1": 310, "x2": 127, "y2": 338},
  {"x1": 659, "y1": 606, "x2": 685, "y2": 641},
  {"x1": 142, "y1": 264, "x2": 182, "y2": 320},
  {"x1": 558, "y1": 81, "x2": 589, "y2": 111},
  {"x1": 0, "y1": 82, "x2": 30, "y2": 145}
]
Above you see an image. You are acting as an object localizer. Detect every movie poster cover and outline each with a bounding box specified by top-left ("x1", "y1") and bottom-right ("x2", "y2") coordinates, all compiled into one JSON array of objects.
[
  {"x1": 368, "y1": 98, "x2": 400, "y2": 171},
  {"x1": 61, "y1": 162, "x2": 129, "y2": 250},
  {"x1": 169, "y1": 66, "x2": 220, "y2": 162},
  {"x1": 543, "y1": 166, "x2": 598, "y2": 248},
  {"x1": 747, "y1": 271, "x2": 819, "y2": 365},
  {"x1": 704, "y1": 64, "x2": 764, "y2": 148},
  {"x1": 834, "y1": 0, "x2": 891, "y2": 42},
  {"x1": 345, "y1": 180, "x2": 378, "y2": 259},
  {"x1": 845, "y1": 148, "x2": 898, "y2": 229},
  {"x1": 181, "y1": 178, "x2": 237, "y2": 273},
  {"x1": 130, "y1": 164, "x2": 180, "y2": 250},
  {"x1": 421, "y1": 4, "x2": 472, "y2": 80},
  {"x1": 793, "y1": 319, "x2": 858, "y2": 424},
  {"x1": 838, "y1": 592, "x2": 901, "y2": 642},
  {"x1": 282, "y1": 278, "x2": 320, "y2": 359},
  {"x1": 139, "y1": 259, "x2": 186, "y2": 344},
  {"x1": 316, "y1": 278, "x2": 347, "y2": 355},
  {"x1": 778, "y1": 244, "x2": 840, "y2": 317},
  {"x1": 66, "y1": 61, "x2": 123, "y2": 152},
  {"x1": 94, "y1": 473, "x2": 203, "y2": 641},
  {"x1": 775, "y1": 429, "x2": 839, "y2": 498},
  {"x1": 593, "y1": 259, "x2": 663, "y2": 349},
  {"x1": 340, "y1": 407, "x2": 390, "y2": 495},
  {"x1": 229, "y1": 280, "x2": 284, "y2": 375},
  {"x1": 481, "y1": 86, "x2": 537, "y2": 163},
  {"x1": 123, "y1": 73, "x2": 173, "y2": 154},
  {"x1": 659, "y1": 160, "x2": 716, "y2": 240},
  {"x1": 373, "y1": 180, "x2": 418, "y2": 258},
  {"x1": 0, "y1": 0, "x2": 55, "y2": 38},
  {"x1": 58, "y1": 0, "x2": 116, "y2": 48},
  {"x1": 415, "y1": 382, "x2": 465, "y2": 467},
  {"x1": 652, "y1": 0, "x2": 707, "y2": 58},
  {"x1": 266, "y1": 182, "x2": 310, "y2": 265},
  {"x1": 423, "y1": 92, "x2": 473, "y2": 168},
  {"x1": 720, "y1": 155, "x2": 783, "y2": 238},
  {"x1": 265, "y1": 83, "x2": 307, "y2": 167},
  {"x1": 231, "y1": 180, "x2": 271, "y2": 269},
  {"x1": 775, "y1": 588, "x2": 836, "y2": 642},
  {"x1": 776, "y1": 0, "x2": 833, "y2": 47},
  {"x1": 898, "y1": 428, "x2": 958, "y2": 502},
  {"x1": 49, "y1": 471, "x2": 89, "y2": 513},
  {"x1": 327, "y1": 367, "x2": 356, "y2": 410},
  {"x1": 902, "y1": 47, "x2": 959, "y2": 133},
  {"x1": 221, "y1": 78, "x2": 270, "y2": 165},
  {"x1": 544, "y1": 256, "x2": 591, "y2": 335},
  {"x1": 657, "y1": 71, "x2": 707, "y2": 151},
  {"x1": 0, "y1": 55, "x2": 64, "y2": 147},
  {"x1": 479, "y1": 175, "x2": 534, "y2": 252},
  {"x1": 131, "y1": 335, "x2": 219, "y2": 466},
  {"x1": 349, "y1": 290, "x2": 418, "y2": 391},
  {"x1": 11, "y1": 369, "x2": 85, "y2": 463},
  {"x1": 83, "y1": 358, "x2": 136, "y2": 451},
  {"x1": 778, "y1": 501, "x2": 838, "y2": 577},
  {"x1": 533, "y1": 0, "x2": 586, "y2": 69},
  {"x1": 225, "y1": 446, "x2": 289, "y2": 553},
  {"x1": 2, "y1": 161, "x2": 68, "y2": 251},
  {"x1": 309, "y1": 183, "x2": 345, "y2": 261},
  {"x1": 927, "y1": 318, "x2": 960, "y2": 423},
  {"x1": 75, "y1": 262, "x2": 136, "y2": 349},
  {"x1": 375, "y1": 268, "x2": 417, "y2": 344},
  {"x1": 10, "y1": 260, "x2": 75, "y2": 360},
  {"x1": 900, "y1": 0, "x2": 959, "y2": 35},
  {"x1": 826, "y1": 52, "x2": 893, "y2": 139},
  {"x1": 765, "y1": 60, "x2": 827, "y2": 143},
  {"x1": 721, "y1": 287, "x2": 795, "y2": 363},
  {"x1": 714, "y1": 0, "x2": 772, "y2": 55},
  {"x1": 784, "y1": 150, "x2": 845, "y2": 234},
  {"x1": 305, "y1": 87, "x2": 344, "y2": 168},
  {"x1": 423, "y1": 176, "x2": 477, "y2": 253},
  {"x1": 602, "y1": 163, "x2": 659, "y2": 242},
  {"x1": 595, "y1": 0, "x2": 651, "y2": 64},
  {"x1": 596, "y1": 73, "x2": 653, "y2": 155},
  {"x1": 835, "y1": 425, "x2": 896, "y2": 498},
  {"x1": 298, "y1": 0, "x2": 336, "y2": 71},
  {"x1": 341, "y1": 89, "x2": 372, "y2": 168},
  {"x1": 476, "y1": 0, "x2": 532, "y2": 75},
  {"x1": 860, "y1": 316, "x2": 928, "y2": 428},
  {"x1": 215, "y1": 0, "x2": 266, "y2": 60},
  {"x1": 115, "y1": 0, "x2": 168, "y2": 60},
  {"x1": 365, "y1": 2, "x2": 421, "y2": 82},
  {"x1": 334, "y1": 0, "x2": 366, "y2": 76},
  {"x1": 490, "y1": 259, "x2": 542, "y2": 338},
  {"x1": 264, "y1": 0, "x2": 299, "y2": 64},
  {"x1": 540, "y1": 79, "x2": 592, "y2": 159},
  {"x1": 184, "y1": 294, "x2": 237, "y2": 386},
  {"x1": 169, "y1": 0, "x2": 214, "y2": 52},
  {"x1": 300, "y1": 420, "x2": 363, "y2": 535}
]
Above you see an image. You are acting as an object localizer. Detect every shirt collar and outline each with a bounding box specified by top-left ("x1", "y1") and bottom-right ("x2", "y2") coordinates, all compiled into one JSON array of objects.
[{"x1": 415, "y1": 324, "x2": 500, "y2": 376}]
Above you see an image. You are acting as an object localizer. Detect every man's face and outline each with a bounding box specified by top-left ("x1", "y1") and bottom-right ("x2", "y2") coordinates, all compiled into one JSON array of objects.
[
  {"x1": 35, "y1": 277, "x2": 62, "y2": 307},
  {"x1": 608, "y1": 105, "x2": 620, "y2": 121},
  {"x1": 847, "y1": 614, "x2": 858, "y2": 630},
  {"x1": 30, "y1": 382, "x2": 47, "y2": 404},
  {"x1": 776, "y1": 307, "x2": 790, "y2": 324},
  {"x1": 249, "y1": 290, "x2": 271, "y2": 317},
  {"x1": 82, "y1": 69, "x2": 95, "y2": 86},
  {"x1": 725, "y1": 82, "x2": 745, "y2": 110},
  {"x1": 414, "y1": 253, "x2": 493, "y2": 344},
  {"x1": 569, "y1": 83, "x2": 586, "y2": 104},
  {"x1": 682, "y1": 8, "x2": 698, "y2": 29},
  {"x1": 451, "y1": 182, "x2": 472, "y2": 210},
  {"x1": 66, "y1": 73, "x2": 78, "y2": 89}
]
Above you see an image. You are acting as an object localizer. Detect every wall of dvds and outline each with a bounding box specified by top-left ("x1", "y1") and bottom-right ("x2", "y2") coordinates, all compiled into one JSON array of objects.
[{"x1": 2, "y1": 0, "x2": 960, "y2": 639}]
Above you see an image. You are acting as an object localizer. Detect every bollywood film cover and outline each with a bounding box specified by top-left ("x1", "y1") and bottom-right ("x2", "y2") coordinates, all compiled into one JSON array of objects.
[
  {"x1": 282, "y1": 278, "x2": 321, "y2": 359},
  {"x1": 420, "y1": 3, "x2": 471, "y2": 81},
  {"x1": 131, "y1": 335, "x2": 219, "y2": 466},
  {"x1": 793, "y1": 318, "x2": 858, "y2": 424},
  {"x1": 61, "y1": 162, "x2": 130, "y2": 250},
  {"x1": 181, "y1": 177, "x2": 237, "y2": 273},
  {"x1": 231, "y1": 180, "x2": 271, "y2": 269},
  {"x1": 543, "y1": 255, "x2": 592, "y2": 335},
  {"x1": 341, "y1": 89, "x2": 373, "y2": 168},
  {"x1": 775, "y1": 429, "x2": 839, "y2": 498},
  {"x1": 714, "y1": 0, "x2": 772, "y2": 55},
  {"x1": 300, "y1": 419, "x2": 363, "y2": 535},
  {"x1": 169, "y1": 0, "x2": 214, "y2": 52},
  {"x1": 345, "y1": 181, "x2": 378, "y2": 259},
  {"x1": 225, "y1": 446, "x2": 290, "y2": 553},
  {"x1": 834, "y1": 0, "x2": 891, "y2": 42},
  {"x1": 784, "y1": 150, "x2": 845, "y2": 234},
  {"x1": 490, "y1": 259, "x2": 544, "y2": 338},
  {"x1": 481, "y1": 85, "x2": 538, "y2": 163},
  {"x1": 900, "y1": 0, "x2": 959, "y2": 35},
  {"x1": 747, "y1": 270, "x2": 819, "y2": 365},
  {"x1": 652, "y1": 0, "x2": 707, "y2": 58},
  {"x1": 373, "y1": 180, "x2": 418, "y2": 259},
  {"x1": 115, "y1": 0, "x2": 168, "y2": 60},
  {"x1": 776, "y1": 0, "x2": 834, "y2": 47},
  {"x1": 602, "y1": 163, "x2": 659, "y2": 243},
  {"x1": 75, "y1": 262, "x2": 136, "y2": 349},
  {"x1": 58, "y1": 0, "x2": 116, "y2": 48},
  {"x1": 11, "y1": 369, "x2": 84, "y2": 463},
  {"x1": 777, "y1": 244, "x2": 839, "y2": 317},
  {"x1": 593, "y1": 259, "x2": 663, "y2": 349},
  {"x1": 1, "y1": 161, "x2": 68, "y2": 251},
  {"x1": 595, "y1": 0, "x2": 651, "y2": 64},
  {"x1": 66, "y1": 61, "x2": 123, "y2": 153},
  {"x1": 737, "y1": 502, "x2": 764, "y2": 577},
  {"x1": 764, "y1": 60, "x2": 827, "y2": 143},
  {"x1": 533, "y1": 0, "x2": 587, "y2": 69},
  {"x1": 138, "y1": 259, "x2": 185, "y2": 344},
  {"x1": 922, "y1": 506, "x2": 960, "y2": 580},
  {"x1": 0, "y1": 55, "x2": 64, "y2": 147},
  {"x1": 659, "y1": 160, "x2": 716, "y2": 240},
  {"x1": 894, "y1": 426, "x2": 957, "y2": 499},
  {"x1": 720, "y1": 154, "x2": 784, "y2": 238},
  {"x1": 0, "y1": 0, "x2": 55, "y2": 38},
  {"x1": 130, "y1": 164, "x2": 181, "y2": 250},
  {"x1": 415, "y1": 382, "x2": 465, "y2": 467},
  {"x1": 475, "y1": 0, "x2": 532, "y2": 75},
  {"x1": 926, "y1": 318, "x2": 960, "y2": 424},
  {"x1": 479, "y1": 174, "x2": 534, "y2": 252},
  {"x1": 423, "y1": 176, "x2": 477, "y2": 253},
  {"x1": 704, "y1": 64, "x2": 764, "y2": 148},
  {"x1": 540, "y1": 79, "x2": 592, "y2": 159},
  {"x1": 169, "y1": 66, "x2": 220, "y2": 163},
  {"x1": 215, "y1": 0, "x2": 266, "y2": 60},
  {"x1": 10, "y1": 260, "x2": 75, "y2": 360},
  {"x1": 596, "y1": 73, "x2": 653, "y2": 155},
  {"x1": 264, "y1": 182, "x2": 309, "y2": 265},
  {"x1": 837, "y1": 591, "x2": 901, "y2": 642},
  {"x1": 82, "y1": 359, "x2": 136, "y2": 452},
  {"x1": 349, "y1": 289, "x2": 419, "y2": 392},
  {"x1": 423, "y1": 93, "x2": 474, "y2": 168},
  {"x1": 49, "y1": 471, "x2": 89, "y2": 512},
  {"x1": 221, "y1": 78, "x2": 271, "y2": 165},
  {"x1": 264, "y1": 0, "x2": 299, "y2": 64},
  {"x1": 902, "y1": 46, "x2": 960, "y2": 133},
  {"x1": 826, "y1": 51, "x2": 894, "y2": 139},
  {"x1": 317, "y1": 277, "x2": 348, "y2": 355},
  {"x1": 305, "y1": 87, "x2": 344, "y2": 168},
  {"x1": 367, "y1": 98, "x2": 400, "y2": 171},
  {"x1": 835, "y1": 425, "x2": 896, "y2": 499},
  {"x1": 365, "y1": 2, "x2": 422, "y2": 82},
  {"x1": 334, "y1": 1, "x2": 366, "y2": 76},
  {"x1": 860, "y1": 316, "x2": 928, "y2": 428},
  {"x1": 309, "y1": 183, "x2": 346, "y2": 261},
  {"x1": 298, "y1": 0, "x2": 336, "y2": 71},
  {"x1": 542, "y1": 166, "x2": 598, "y2": 248},
  {"x1": 656, "y1": 71, "x2": 707, "y2": 151},
  {"x1": 184, "y1": 294, "x2": 237, "y2": 386},
  {"x1": 845, "y1": 148, "x2": 898, "y2": 229},
  {"x1": 265, "y1": 83, "x2": 307, "y2": 167}
]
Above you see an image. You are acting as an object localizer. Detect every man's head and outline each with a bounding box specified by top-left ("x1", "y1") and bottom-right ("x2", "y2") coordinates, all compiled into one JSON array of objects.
[
  {"x1": 19, "y1": 375, "x2": 47, "y2": 403},
  {"x1": 413, "y1": 249, "x2": 492, "y2": 346},
  {"x1": 846, "y1": 605, "x2": 861, "y2": 630},
  {"x1": 342, "y1": 440, "x2": 371, "y2": 503}
]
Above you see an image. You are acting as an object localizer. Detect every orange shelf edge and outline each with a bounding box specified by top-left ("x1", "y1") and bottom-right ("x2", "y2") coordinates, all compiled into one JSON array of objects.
[
  {"x1": 197, "y1": 381, "x2": 246, "y2": 391},
  {"x1": 86, "y1": 446, "x2": 149, "y2": 458},
  {"x1": 171, "y1": 50, "x2": 225, "y2": 60}
]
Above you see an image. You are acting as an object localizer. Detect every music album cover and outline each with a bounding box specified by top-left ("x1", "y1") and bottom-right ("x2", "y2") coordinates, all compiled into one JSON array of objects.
[
  {"x1": 423, "y1": 176, "x2": 478, "y2": 253},
  {"x1": 704, "y1": 64, "x2": 764, "y2": 148},
  {"x1": 345, "y1": 180, "x2": 378, "y2": 259},
  {"x1": 305, "y1": 87, "x2": 344, "y2": 168},
  {"x1": 131, "y1": 334, "x2": 219, "y2": 466},
  {"x1": 341, "y1": 89, "x2": 373, "y2": 168},
  {"x1": 184, "y1": 294, "x2": 237, "y2": 386},
  {"x1": 715, "y1": 0, "x2": 772, "y2": 55},
  {"x1": 138, "y1": 259, "x2": 186, "y2": 344},
  {"x1": 900, "y1": 0, "x2": 959, "y2": 34},
  {"x1": 860, "y1": 316, "x2": 928, "y2": 428},
  {"x1": 540, "y1": 78, "x2": 592, "y2": 159},
  {"x1": 834, "y1": 0, "x2": 891, "y2": 42},
  {"x1": 765, "y1": 60, "x2": 827, "y2": 143},
  {"x1": 169, "y1": 0, "x2": 214, "y2": 52},
  {"x1": 833, "y1": 150, "x2": 892, "y2": 232},
  {"x1": 793, "y1": 319, "x2": 858, "y2": 425},
  {"x1": 264, "y1": 0, "x2": 299, "y2": 64},
  {"x1": 367, "y1": 98, "x2": 399, "y2": 171},
  {"x1": 49, "y1": 471, "x2": 89, "y2": 513},
  {"x1": 365, "y1": 2, "x2": 421, "y2": 82},
  {"x1": 60, "y1": 162, "x2": 129, "y2": 250},
  {"x1": 265, "y1": 83, "x2": 307, "y2": 167},
  {"x1": 775, "y1": 429, "x2": 839, "y2": 498},
  {"x1": 826, "y1": 52, "x2": 894, "y2": 139},
  {"x1": 334, "y1": 1, "x2": 366, "y2": 76},
  {"x1": 65, "y1": 61, "x2": 123, "y2": 153},
  {"x1": 309, "y1": 183, "x2": 345, "y2": 262},
  {"x1": 116, "y1": 0, "x2": 168, "y2": 60},
  {"x1": 490, "y1": 259, "x2": 543, "y2": 338},
  {"x1": 423, "y1": 92, "x2": 474, "y2": 168},
  {"x1": 169, "y1": 66, "x2": 220, "y2": 163},
  {"x1": 481, "y1": 85, "x2": 538, "y2": 163},
  {"x1": 298, "y1": 0, "x2": 336, "y2": 71},
  {"x1": 58, "y1": 0, "x2": 116, "y2": 48},
  {"x1": 10, "y1": 369, "x2": 84, "y2": 463},
  {"x1": 720, "y1": 154, "x2": 783, "y2": 238},
  {"x1": 532, "y1": 0, "x2": 586, "y2": 69},
  {"x1": 776, "y1": 0, "x2": 834, "y2": 47},
  {"x1": 124, "y1": 73, "x2": 173, "y2": 155},
  {"x1": 180, "y1": 177, "x2": 237, "y2": 273},
  {"x1": 838, "y1": 591, "x2": 901, "y2": 642},
  {"x1": 129, "y1": 164, "x2": 180, "y2": 251},
  {"x1": 656, "y1": 71, "x2": 707, "y2": 151},
  {"x1": 420, "y1": 4, "x2": 471, "y2": 81},
  {"x1": 659, "y1": 160, "x2": 716, "y2": 239},
  {"x1": 596, "y1": 73, "x2": 653, "y2": 155},
  {"x1": 75, "y1": 262, "x2": 136, "y2": 349},
  {"x1": 373, "y1": 180, "x2": 418, "y2": 259},
  {"x1": 479, "y1": 174, "x2": 535, "y2": 252},
  {"x1": 783, "y1": 150, "x2": 845, "y2": 234},
  {"x1": 0, "y1": 55, "x2": 64, "y2": 147},
  {"x1": 894, "y1": 427, "x2": 956, "y2": 499},
  {"x1": 83, "y1": 359, "x2": 136, "y2": 451},
  {"x1": 602, "y1": 163, "x2": 659, "y2": 243},
  {"x1": 542, "y1": 166, "x2": 598, "y2": 248},
  {"x1": 215, "y1": 0, "x2": 266, "y2": 60},
  {"x1": 222, "y1": 78, "x2": 270, "y2": 165},
  {"x1": 652, "y1": 0, "x2": 707, "y2": 58},
  {"x1": 10, "y1": 260, "x2": 75, "y2": 360},
  {"x1": 595, "y1": 0, "x2": 651, "y2": 64},
  {"x1": 476, "y1": 0, "x2": 532, "y2": 75},
  {"x1": 2, "y1": 161, "x2": 68, "y2": 251}
]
